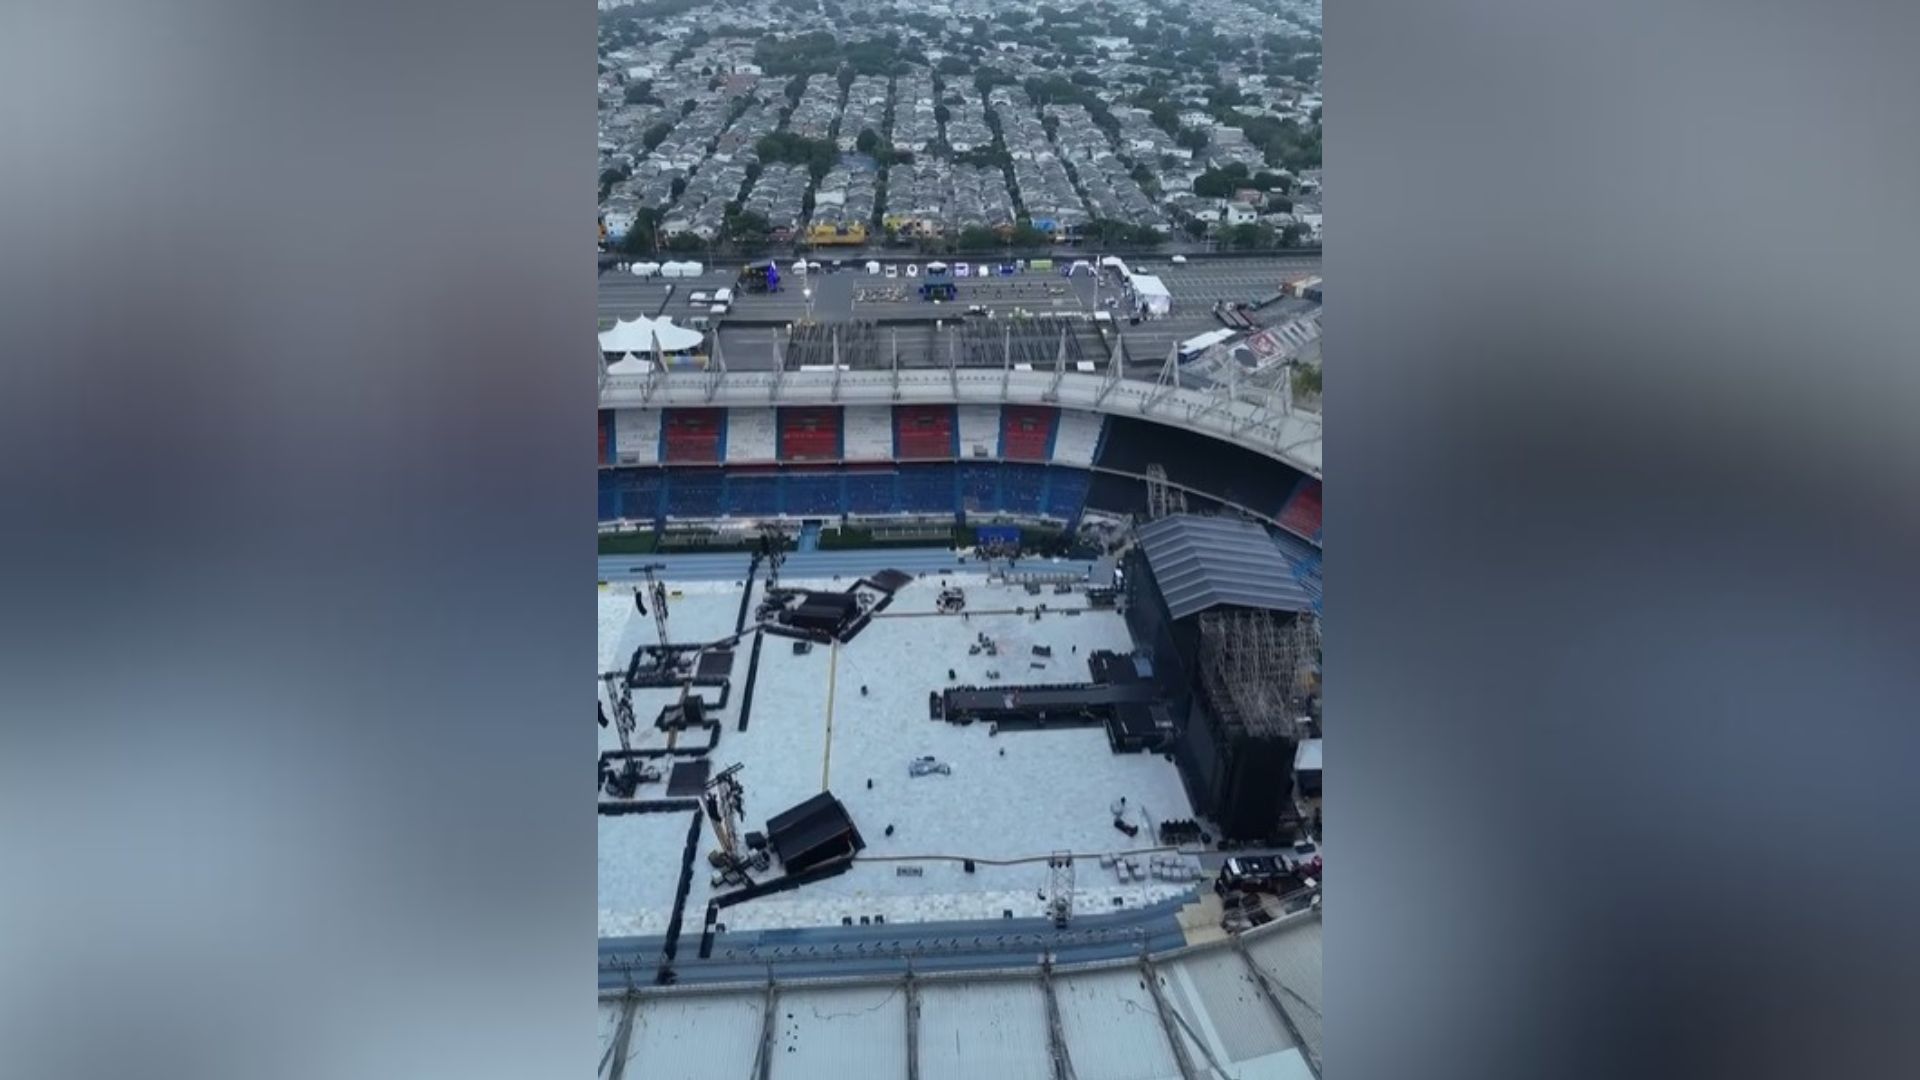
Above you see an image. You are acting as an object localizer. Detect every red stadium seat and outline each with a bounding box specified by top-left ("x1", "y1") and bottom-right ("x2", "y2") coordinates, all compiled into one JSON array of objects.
[
  {"x1": 662, "y1": 408, "x2": 723, "y2": 463},
  {"x1": 895, "y1": 404, "x2": 955, "y2": 460},
  {"x1": 779, "y1": 406, "x2": 841, "y2": 461},
  {"x1": 1279, "y1": 479, "x2": 1322, "y2": 541},
  {"x1": 1001, "y1": 405, "x2": 1055, "y2": 462}
]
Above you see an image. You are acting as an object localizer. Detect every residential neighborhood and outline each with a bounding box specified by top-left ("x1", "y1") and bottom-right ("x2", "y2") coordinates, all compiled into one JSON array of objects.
[{"x1": 598, "y1": 0, "x2": 1322, "y2": 254}]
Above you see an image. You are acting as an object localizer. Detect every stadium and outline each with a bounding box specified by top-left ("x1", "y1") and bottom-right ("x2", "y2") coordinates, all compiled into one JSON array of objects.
[{"x1": 598, "y1": 258, "x2": 1323, "y2": 1080}]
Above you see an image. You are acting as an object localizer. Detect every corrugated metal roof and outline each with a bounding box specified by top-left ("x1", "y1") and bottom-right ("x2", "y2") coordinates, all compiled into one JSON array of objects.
[
  {"x1": 1136, "y1": 515, "x2": 1316, "y2": 621},
  {"x1": 1164, "y1": 948, "x2": 1294, "y2": 1067},
  {"x1": 626, "y1": 990, "x2": 763, "y2": 1080},
  {"x1": 919, "y1": 979, "x2": 1053, "y2": 1080},
  {"x1": 609, "y1": 912, "x2": 1324, "y2": 1080},
  {"x1": 1245, "y1": 917, "x2": 1324, "y2": 1063},
  {"x1": 771, "y1": 985, "x2": 908, "y2": 1080},
  {"x1": 1054, "y1": 967, "x2": 1182, "y2": 1080}
]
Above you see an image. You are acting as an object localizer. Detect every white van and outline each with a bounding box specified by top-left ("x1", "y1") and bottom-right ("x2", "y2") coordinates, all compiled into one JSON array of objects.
[{"x1": 884, "y1": 263, "x2": 899, "y2": 278}]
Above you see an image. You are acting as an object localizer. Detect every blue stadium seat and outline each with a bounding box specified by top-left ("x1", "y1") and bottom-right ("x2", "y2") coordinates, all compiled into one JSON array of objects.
[
  {"x1": 725, "y1": 473, "x2": 780, "y2": 517},
  {"x1": 1001, "y1": 463, "x2": 1047, "y2": 513},
  {"x1": 1045, "y1": 466, "x2": 1090, "y2": 522},
  {"x1": 598, "y1": 471, "x2": 618, "y2": 522},
  {"x1": 609, "y1": 469, "x2": 662, "y2": 522},
  {"x1": 960, "y1": 464, "x2": 1000, "y2": 512},
  {"x1": 784, "y1": 473, "x2": 843, "y2": 516},
  {"x1": 845, "y1": 471, "x2": 896, "y2": 514},
  {"x1": 897, "y1": 463, "x2": 957, "y2": 513},
  {"x1": 665, "y1": 470, "x2": 722, "y2": 518}
]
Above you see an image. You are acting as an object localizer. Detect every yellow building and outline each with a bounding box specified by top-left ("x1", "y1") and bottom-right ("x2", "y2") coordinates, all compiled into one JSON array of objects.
[{"x1": 807, "y1": 221, "x2": 869, "y2": 246}]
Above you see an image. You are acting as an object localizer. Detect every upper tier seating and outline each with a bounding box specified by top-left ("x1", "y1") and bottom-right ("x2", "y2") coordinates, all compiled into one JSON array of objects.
[
  {"x1": 779, "y1": 406, "x2": 840, "y2": 461},
  {"x1": 611, "y1": 408, "x2": 662, "y2": 465},
  {"x1": 1001, "y1": 406, "x2": 1056, "y2": 462},
  {"x1": 662, "y1": 408, "x2": 724, "y2": 464},
  {"x1": 955, "y1": 405, "x2": 1001, "y2": 460},
  {"x1": 1278, "y1": 478, "x2": 1322, "y2": 543},
  {"x1": 895, "y1": 404, "x2": 955, "y2": 460},
  {"x1": 724, "y1": 407, "x2": 779, "y2": 463},
  {"x1": 841, "y1": 406, "x2": 894, "y2": 462},
  {"x1": 1049, "y1": 409, "x2": 1105, "y2": 466}
]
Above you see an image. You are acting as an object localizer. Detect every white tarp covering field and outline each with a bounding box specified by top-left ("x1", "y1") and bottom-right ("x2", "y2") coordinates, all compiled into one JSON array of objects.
[
  {"x1": 598, "y1": 810, "x2": 700, "y2": 937},
  {"x1": 598, "y1": 571, "x2": 1200, "y2": 935}
]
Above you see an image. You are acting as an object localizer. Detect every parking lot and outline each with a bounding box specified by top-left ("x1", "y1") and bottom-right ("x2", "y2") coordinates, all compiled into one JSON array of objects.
[{"x1": 600, "y1": 255, "x2": 1321, "y2": 370}]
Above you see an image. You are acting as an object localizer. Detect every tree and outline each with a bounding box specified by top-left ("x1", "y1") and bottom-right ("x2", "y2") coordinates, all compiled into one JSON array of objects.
[
  {"x1": 934, "y1": 104, "x2": 951, "y2": 126},
  {"x1": 936, "y1": 56, "x2": 970, "y2": 76},
  {"x1": 1291, "y1": 363, "x2": 1322, "y2": 397},
  {"x1": 1010, "y1": 222, "x2": 1050, "y2": 247},
  {"x1": 855, "y1": 128, "x2": 879, "y2": 155},
  {"x1": 1280, "y1": 222, "x2": 1311, "y2": 247},
  {"x1": 956, "y1": 225, "x2": 1001, "y2": 251},
  {"x1": 623, "y1": 82, "x2": 658, "y2": 106},
  {"x1": 642, "y1": 121, "x2": 674, "y2": 152},
  {"x1": 669, "y1": 176, "x2": 687, "y2": 200},
  {"x1": 726, "y1": 209, "x2": 770, "y2": 243},
  {"x1": 619, "y1": 208, "x2": 663, "y2": 254},
  {"x1": 1175, "y1": 127, "x2": 1210, "y2": 154}
]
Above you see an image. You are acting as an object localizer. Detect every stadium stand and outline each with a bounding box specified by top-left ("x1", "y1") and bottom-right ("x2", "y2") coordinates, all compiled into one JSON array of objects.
[
  {"x1": 598, "y1": 468, "x2": 664, "y2": 523},
  {"x1": 663, "y1": 468, "x2": 723, "y2": 517},
  {"x1": 784, "y1": 472, "x2": 844, "y2": 515},
  {"x1": 841, "y1": 405, "x2": 894, "y2": 462},
  {"x1": 723, "y1": 470, "x2": 781, "y2": 517},
  {"x1": 1278, "y1": 478, "x2": 1322, "y2": 543},
  {"x1": 898, "y1": 463, "x2": 958, "y2": 514},
  {"x1": 1050, "y1": 409, "x2": 1105, "y2": 466},
  {"x1": 844, "y1": 466, "x2": 897, "y2": 514},
  {"x1": 779, "y1": 406, "x2": 842, "y2": 461},
  {"x1": 1045, "y1": 466, "x2": 1091, "y2": 524},
  {"x1": 894, "y1": 404, "x2": 957, "y2": 460},
  {"x1": 955, "y1": 404, "x2": 1001, "y2": 460},
  {"x1": 960, "y1": 462, "x2": 1000, "y2": 512},
  {"x1": 724, "y1": 407, "x2": 778, "y2": 463},
  {"x1": 1083, "y1": 470, "x2": 1149, "y2": 519},
  {"x1": 611, "y1": 408, "x2": 662, "y2": 465},
  {"x1": 1095, "y1": 415, "x2": 1305, "y2": 523},
  {"x1": 1001, "y1": 405, "x2": 1057, "y2": 462},
  {"x1": 1002, "y1": 462, "x2": 1048, "y2": 513},
  {"x1": 597, "y1": 469, "x2": 617, "y2": 521},
  {"x1": 1272, "y1": 528, "x2": 1324, "y2": 612},
  {"x1": 662, "y1": 408, "x2": 724, "y2": 464}
]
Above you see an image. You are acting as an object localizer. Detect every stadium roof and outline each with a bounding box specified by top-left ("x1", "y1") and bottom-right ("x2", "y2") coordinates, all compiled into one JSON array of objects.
[
  {"x1": 1136, "y1": 514, "x2": 1317, "y2": 621},
  {"x1": 601, "y1": 910, "x2": 1323, "y2": 1080}
]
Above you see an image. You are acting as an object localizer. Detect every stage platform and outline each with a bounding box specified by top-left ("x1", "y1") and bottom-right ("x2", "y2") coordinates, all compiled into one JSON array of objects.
[{"x1": 597, "y1": 570, "x2": 1202, "y2": 938}]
